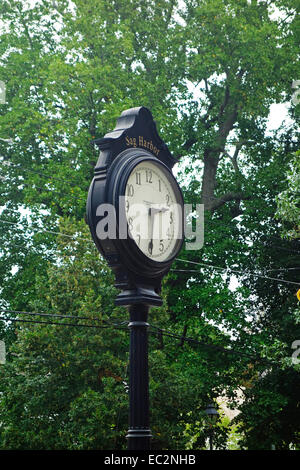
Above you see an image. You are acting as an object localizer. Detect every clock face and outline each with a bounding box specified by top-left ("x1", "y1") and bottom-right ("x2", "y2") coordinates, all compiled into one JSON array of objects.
[{"x1": 124, "y1": 160, "x2": 182, "y2": 262}]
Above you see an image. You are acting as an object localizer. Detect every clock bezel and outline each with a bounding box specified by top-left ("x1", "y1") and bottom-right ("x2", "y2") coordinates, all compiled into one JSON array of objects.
[{"x1": 105, "y1": 148, "x2": 184, "y2": 276}]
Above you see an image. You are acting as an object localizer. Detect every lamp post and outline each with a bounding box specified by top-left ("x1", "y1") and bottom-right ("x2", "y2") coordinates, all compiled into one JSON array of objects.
[{"x1": 204, "y1": 403, "x2": 219, "y2": 450}]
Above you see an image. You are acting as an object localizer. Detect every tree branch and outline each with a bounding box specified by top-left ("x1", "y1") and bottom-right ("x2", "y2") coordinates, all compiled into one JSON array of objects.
[{"x1": 209, "y1": 191, "x2": 251, "y2": 212}]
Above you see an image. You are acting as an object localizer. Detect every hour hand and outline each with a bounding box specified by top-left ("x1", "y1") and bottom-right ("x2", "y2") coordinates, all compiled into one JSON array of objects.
[{"x1": 149, "y1": 206, "x2": 169, "y2": 216}]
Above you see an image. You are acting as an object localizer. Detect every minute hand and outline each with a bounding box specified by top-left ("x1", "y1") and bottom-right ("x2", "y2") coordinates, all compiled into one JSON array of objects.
[
  {"x1": 148, "y1": 207, "x2": 169, "y2": 254},
  {"x1": 148, "y1": 208, "x2": 156, "y2": 254}
]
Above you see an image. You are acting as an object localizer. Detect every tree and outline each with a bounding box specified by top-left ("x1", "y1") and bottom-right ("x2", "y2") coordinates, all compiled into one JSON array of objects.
[
  {"x1": 276, "y1": 151, "x2": 300, "y2": 240},
  {"x1": 0, "y1": 219, "x2": 231, "y2": 450},
  {"x1": 0, "y1": 0, "x2": 299, "y2": 450}
]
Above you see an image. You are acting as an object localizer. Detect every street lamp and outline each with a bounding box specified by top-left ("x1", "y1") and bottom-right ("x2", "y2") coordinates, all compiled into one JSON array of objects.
[{"x1": 204, "y1": 403, "x2": 219, "y2": 450}]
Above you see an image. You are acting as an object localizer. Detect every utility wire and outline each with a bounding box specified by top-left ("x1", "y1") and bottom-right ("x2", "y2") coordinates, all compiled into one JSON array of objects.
[
  {"x1": 0, "y1": 316, "x2": 115, "y2": 329},
  {"x1": 1, "y1": 311, "x2": 295, "y2": 369},
  {"x1": 2, "y1": 207, "x2": 298, "y2": 256},
  {"x1": 0, "y1": 177, "x2": 86, "y2": 205},
  {"x1": 1, "y1": 202, "x2": 299, "y2": 257},
  {"x1": 1, "y1": 156, "x2": 300, "y2": 253},
  {"x1": 0, "y1": 307, "x2": 282, "y2": 367},
  {"x1": 2, "y1": 160, "x2": 300, "y2": 238},
  {"x1": 0, "y1": 160, "x2": 83, "y2": 188},
  {"x1": 0, "y1": 218, "x2": 298, "y2": 287},
  {"x1": 0, "y1": 309, "x2": 128, "y2": 328},
  {"x1": 148, "y1": 324, "x2": 278, "y2": 366},
  {"x1": 0, "y1": 218, "x2": 92, "y2": 243},
  {"x1": 175, "y1": 258, "x2": 300, "y2": 287},
  {"x1": 0, "y1": 315, "x2": 278, "y2": 367}
]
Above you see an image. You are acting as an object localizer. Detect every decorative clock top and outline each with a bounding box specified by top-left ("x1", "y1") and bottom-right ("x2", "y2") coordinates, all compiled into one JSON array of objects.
[{"x1": 93, "y1": 107, "x2": 176, "y2": 172}]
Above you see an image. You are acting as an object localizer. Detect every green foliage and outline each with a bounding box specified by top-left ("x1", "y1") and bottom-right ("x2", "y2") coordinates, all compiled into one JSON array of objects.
[
  {"x1": 276, "y1": 151, "x2": 300, "y2": 239},
  {"x1": 0, "y1": 0, "x2": 299, "y2": 450}
]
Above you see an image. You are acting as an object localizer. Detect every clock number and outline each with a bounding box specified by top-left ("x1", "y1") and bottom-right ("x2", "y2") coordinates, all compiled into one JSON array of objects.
[
  {"x1": 127, "y1": 184, "x2": 134, "y2": 197},
  {"x1": 158, "y1": 179, "x2": 161, "y2": 192},
  {"x1": 170, "y1": 212, "x2": 173, "y2": 224},
  {"x1": 146, "y1": 170, "x2": 152, "y2": 183},
  {"x1": 125, "y1": 199, "x2": 129, "y2": 212},
  {"x1": 166, "y1": 194, "x2": 170, "y2": 206},
  {"x1": 136, "y1": 172, "x2": 141, "y2": 185},
  {"x1": 166, "y1": 227, "x2": 172, "y2": 239},
  {"x1": 136, "y1": 234, "x2": 141, "y2": 246},
  {"x1": 159, "y1": 240, "x2": 164, "y2": 252},
  {"x1": 128, "y1": 217, "x2": 133, "y2": 232}
]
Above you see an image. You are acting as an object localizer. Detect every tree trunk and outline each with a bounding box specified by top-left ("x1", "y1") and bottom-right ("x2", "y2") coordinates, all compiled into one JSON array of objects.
[{"x1": 201, "y1": 150, "x2": 219, "y2": 211}]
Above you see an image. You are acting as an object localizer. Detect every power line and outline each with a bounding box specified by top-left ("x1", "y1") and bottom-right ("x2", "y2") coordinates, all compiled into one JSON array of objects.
[
  {"x1": 0, "y1": 313, "x2": 128, "y2": 331},
  {"x1": 3, "y1": 160, "x2": 299, "y2": 242},
  {"x1": 0, "y1": 309, "x2": 289, "y2": 367},
  {"x1": 0, "y1": 309, "x2": 128, "y2": 328},
  {"x1": 0, "y1": 316, "x2": 114, "y2": 329},
  {"x1": 1, "y1": 153, "x2": 300, "y2": 252},
  {"x1": 0, "y1": 218, "x2": 92, "y2": 243},
  {"x1": 3, "y1": 203, "x2": 300, "y2": 257},
  {"x1": 148, "y1": 324, "x2": 278, "y2": 366},
  {"x1": 1, "y1": 156, "x2": 299, "y2": 253},
  {"x1": 266, "y1": 267, "x2": 300, "y2": 272},
  {"x1": 0, "y1": 160, "x2": 83, "y2": 188},
  {"x1": 172, "y1": 266, "x2": 300, "y2": 276},
  {"x1": 0, "y1": 217, "x2": 298, "y2": 287},
  {"x1": 0, "y1": 314, "x2": 277, "y2": 366},
  {"x1": 175, "y1": 258, "x2": 300, "y2": 287},
  {"x1": 2, "y1": 202, "x2": 299, "y2": 258},
  {"x1": 0, "y1": 175, "x2": 86, "y2": 206}
]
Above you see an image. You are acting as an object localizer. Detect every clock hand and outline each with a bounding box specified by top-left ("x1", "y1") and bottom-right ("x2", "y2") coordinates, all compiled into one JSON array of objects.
[
  {"x1": 148, "y1": 208, "x2": 155, "y2": 251},
  {"x1": 148, "y1": 207, "x2": 160, "y2": 254},
  {"x1": 148, "y1": 206, "x2": 169, "y2": 215},
  {"x1": 147, "y1": 206, "x2": 169, "y2": 249},
  {"x1": 148, "y1": 238, "x2": 153, "y2": 255}
]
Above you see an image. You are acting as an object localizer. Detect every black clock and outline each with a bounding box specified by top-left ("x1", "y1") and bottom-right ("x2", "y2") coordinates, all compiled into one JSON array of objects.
[{"x1": 87, "y1": 107, "x2": 184, "y2": 305}]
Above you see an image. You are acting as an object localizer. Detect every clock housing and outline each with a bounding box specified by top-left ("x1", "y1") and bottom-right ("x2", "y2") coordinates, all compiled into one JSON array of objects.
[{"x1": 86, "y1": 107, "x2": 184, "y2": 304}]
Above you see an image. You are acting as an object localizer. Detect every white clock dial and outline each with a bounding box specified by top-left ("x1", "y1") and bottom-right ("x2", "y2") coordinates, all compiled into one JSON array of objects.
[{"x1": 124, "y1": 160, "x2": 182, "y2": 261}]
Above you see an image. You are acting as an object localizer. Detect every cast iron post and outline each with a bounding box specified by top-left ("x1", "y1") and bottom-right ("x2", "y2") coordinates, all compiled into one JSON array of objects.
[{"x1": 126, "y1": 303, "x2": 152, "y2": 450}]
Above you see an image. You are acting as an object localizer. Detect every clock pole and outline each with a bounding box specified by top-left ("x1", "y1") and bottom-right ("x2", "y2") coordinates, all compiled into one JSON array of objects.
[
  {"x1": 86, "y1": 107, "x2": 184, "y2": 451},
  {"x1": 127, "y1": 302, "x2": 151, "y2": 450},
  {"x1": 116, "y1": 287, "x2": 163, "y2": 450}
]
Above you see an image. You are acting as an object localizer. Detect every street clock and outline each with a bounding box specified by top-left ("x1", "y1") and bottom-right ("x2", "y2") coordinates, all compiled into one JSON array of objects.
[
  {"x1": 87, "y1": 107, "x2": 184, "y2": 306},
  {"x1": 87, "y1": 107, "x2": 184, "y2": 450}
]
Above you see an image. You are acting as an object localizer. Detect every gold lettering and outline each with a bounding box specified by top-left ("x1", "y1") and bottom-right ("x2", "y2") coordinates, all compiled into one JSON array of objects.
[
  {"x1": 125, "y1": 136, "x2": 137, "y2": 148},
  {"x1": 126, "y1": 135, "x2": 160, "y2": 156}
]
